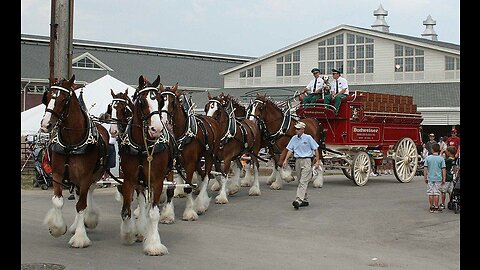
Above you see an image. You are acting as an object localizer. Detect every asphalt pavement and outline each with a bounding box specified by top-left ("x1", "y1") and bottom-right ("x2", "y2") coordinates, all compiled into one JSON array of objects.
[{"x1": 21, "y1": 172, "x2": 460, "y2": 270}]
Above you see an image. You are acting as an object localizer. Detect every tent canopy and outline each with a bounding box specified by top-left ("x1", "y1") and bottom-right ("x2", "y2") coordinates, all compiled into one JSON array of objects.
[{"x1": 21, "y1": 74, "x2": 136, "y2": 136}]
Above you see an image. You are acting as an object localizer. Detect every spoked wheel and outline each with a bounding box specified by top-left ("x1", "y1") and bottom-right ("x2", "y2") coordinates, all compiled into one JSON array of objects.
[
  {"x1": 393, "y1": 137, "x2": 418, "y2": 183},
  {"x1": 342, "y1": 168, "x2": 353, "y2": 180},
  {"x1": 351, "y1": 151, "x2": 370, "y2": 186}
]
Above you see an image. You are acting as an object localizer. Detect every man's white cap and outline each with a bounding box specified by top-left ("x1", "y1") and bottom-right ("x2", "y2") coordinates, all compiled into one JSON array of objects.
[{"x1": 295, "y1": 122, "x2": 306, "y2": 129}]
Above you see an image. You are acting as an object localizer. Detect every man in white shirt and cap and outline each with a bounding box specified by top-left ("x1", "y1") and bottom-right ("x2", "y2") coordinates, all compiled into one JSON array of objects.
[
  {"x1": 282, "y1": 121, "x2": 321, "y2": 210},
  {"x1": 301, "y1": 68, "x2": 324, "y2": 106},
  {"x1": 324, "y1": 68, "x2": 349, "y2": 116}
]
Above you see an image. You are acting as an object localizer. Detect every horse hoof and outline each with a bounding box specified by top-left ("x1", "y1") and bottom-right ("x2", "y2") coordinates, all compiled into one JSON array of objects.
[
  {"x1": 215, "y1": 197, "x2": 229, "y2": 204},
  {"x1": 136, "y1": 235, "x2": 144, "y2": 242},
  {"x1": 144, "y1": 245, "x2": 168, "y2": 256},
  {"x1": 270, "y1": 183, "x2": 282, "y2": 190},
  {"x1": 49, "y1": 225, "x2": 67, "y2": 237},
  {"x1": 160, "y1": 216, "x2": 175, "y2": 224}
]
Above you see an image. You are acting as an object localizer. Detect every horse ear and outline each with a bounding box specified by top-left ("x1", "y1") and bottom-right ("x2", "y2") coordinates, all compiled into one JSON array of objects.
[
  {"x1": 42, "y1": 91, "x2": 48, "y2": 105},
  {"x1": 110, "y1": 89, "x2": 115, "y2": 97},
  {"x1": 69, "y1": 75, "x2": 75, "y2": 84},
  {"x1": 152, "y1": 75, "x2": 161, "y2": 87},
  {"x1": 138, "y1": 75, "x2": 144, "y2": 88},
  {"x1": 159, "y1": 83, "x2": 164, "y2": 92},
  {"x1": 125, "y1": 88, "x2": 129, "y2": 95},
  {"x1": 208, "y1": 92, "x2": 212, "y2": 99},
  {"x1": 173, "y1": 83, "x2": 178, "y2": 91}
]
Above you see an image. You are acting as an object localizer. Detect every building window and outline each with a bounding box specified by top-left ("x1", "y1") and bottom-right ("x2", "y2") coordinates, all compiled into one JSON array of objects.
[
  {"x1": 239, "y1": 65, "x2": 261, "y2": 78},
  {"x1": 247, "y1": 68, "x2": 254, "y2": 77},
  {"x1": 254, "y1": 66, "x2": 261, "y2": 77},
  {"x1": 394, "y1": 44, "x2": 424, "y2": 73},
  {"x1": 445, "y1": 56, "x2": 460, "y2": 70},
  {"x1": 72, "y1": 57, "x2": 102, "y2": 69},
  {"x1": 26, "y1": 84, "x2": 48, "y2": 93},
  {"x1": 321, "y1": 33, "x2": 374, "y2": 74},
  {"x1": 276, "y1": 50, "x2": 300, "y2": 77}
]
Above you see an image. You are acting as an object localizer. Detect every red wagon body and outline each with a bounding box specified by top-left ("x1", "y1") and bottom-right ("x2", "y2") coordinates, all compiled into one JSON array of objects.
[{"x1": 296, "y1": 91, "x2": 423, "y2": 185}]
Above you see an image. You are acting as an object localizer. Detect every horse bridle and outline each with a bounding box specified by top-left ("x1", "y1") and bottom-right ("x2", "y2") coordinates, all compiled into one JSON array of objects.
[
  {"x1": 110, "y1": 96, "x2": 133, "y2": 135},
  {"x1": 135, "y1": 87, "x2": 161, "y2": 122},
  {"x1": 43, "y1": 85, "x2": 73, "y2": 125},
  {"x1": 159, "y1": 90, "x2": 177, "y2": 124}
]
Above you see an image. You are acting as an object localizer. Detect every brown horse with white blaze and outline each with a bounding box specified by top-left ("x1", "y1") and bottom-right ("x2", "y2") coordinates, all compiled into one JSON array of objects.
[
  {"x1": 117, "y1": 75, "x2": 174, "y2": 255},
  {"x1": 247, "y1": 94, "x2": 325, "y2": 189},
  {"x1": 206, "y1": 92, "x2": 262, "y2": 203},
  {"x1": 159, "y1": 83, "x2": 222, "y2": 217},
  {"x1": 40, "y1": 75, "x2": 109, "y2": 248}
]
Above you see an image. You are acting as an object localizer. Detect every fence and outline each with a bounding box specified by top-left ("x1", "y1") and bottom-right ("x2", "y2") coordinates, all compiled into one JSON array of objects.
[{"x1": 21, "y1": 140, "x2": 36, "y2": 175}]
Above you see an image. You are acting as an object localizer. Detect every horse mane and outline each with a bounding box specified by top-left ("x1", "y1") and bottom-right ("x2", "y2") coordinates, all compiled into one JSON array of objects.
[
  {"x1": 226, "y1": 94, "x2": 244, "y2": 109},
  {"x1": 259, "y1": 95, "x2": 284, "y2": 113}
]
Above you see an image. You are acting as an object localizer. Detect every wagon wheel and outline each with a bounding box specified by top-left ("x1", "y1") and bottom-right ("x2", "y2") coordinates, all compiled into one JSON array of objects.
[
  {"x1": 342, "y1": 168, "x2": 353, "y2": 180},
  {"x1": 392, "y1": 137, "x2": 418, "y2": 183},
  {"x1": 350, "y1": 151, "x2": 370, "y2": 186}
]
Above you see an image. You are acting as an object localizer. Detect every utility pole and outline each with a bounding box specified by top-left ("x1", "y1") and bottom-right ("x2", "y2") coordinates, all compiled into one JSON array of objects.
[{"x1": 49, "y1": 0, "x2": 74, "y2": 85}]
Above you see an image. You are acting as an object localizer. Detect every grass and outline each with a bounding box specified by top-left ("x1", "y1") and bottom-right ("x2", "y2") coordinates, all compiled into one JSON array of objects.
[{"x1": 21, "y1": 174, "x2": 36, "y2": 190}]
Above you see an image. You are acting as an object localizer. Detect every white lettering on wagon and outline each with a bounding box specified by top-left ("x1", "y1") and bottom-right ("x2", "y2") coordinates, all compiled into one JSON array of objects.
[
  {"x1": 353, "y1": 127, "x2": 379, "y2": 133},
  {"x1": 352, "y1": 126, "x2": 380, "y2": 141}
]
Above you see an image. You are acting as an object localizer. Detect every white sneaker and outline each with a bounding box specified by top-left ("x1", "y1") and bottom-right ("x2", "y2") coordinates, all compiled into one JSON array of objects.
[{"x1": 370, "y1": 172, "x2": 378, "y2": 177}]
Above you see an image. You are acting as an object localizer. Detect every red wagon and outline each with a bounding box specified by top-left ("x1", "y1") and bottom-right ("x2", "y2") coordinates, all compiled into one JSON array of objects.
[{"x1": 296, "y1": 91, "x2": 423, "y2": 186}]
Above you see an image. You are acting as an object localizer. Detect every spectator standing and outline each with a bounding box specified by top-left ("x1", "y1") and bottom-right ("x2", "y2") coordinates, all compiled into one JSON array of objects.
[
  {"x1": 439, "y1": 146, "x2": 458, "y2": 210},
  {"x1": 446, "y1": 128, "x2": 460, "y2": 159},
  {"x1": 282, "y1": 121, "x2": 321, "y2": 210},
  {"x1": 425, "y1": 133, "x2": 436, "y2": 155},
  {"x1": 439, "y1": 136, "x2": 448, "y2": 158},
  {"x1": 423, "y1": 143, "x2": 446, "y2": 213}
]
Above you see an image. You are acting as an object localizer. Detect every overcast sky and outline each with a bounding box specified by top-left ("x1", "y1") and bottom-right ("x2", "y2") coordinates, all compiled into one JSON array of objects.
[{"x1": 21, "y1": 0, "x2": 460, "y2": 57}]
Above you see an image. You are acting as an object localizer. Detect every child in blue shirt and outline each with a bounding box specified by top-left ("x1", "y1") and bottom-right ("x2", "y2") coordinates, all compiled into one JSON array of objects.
[{"x1": 423, "y1": 143, "x2": 446, "y2": 213}]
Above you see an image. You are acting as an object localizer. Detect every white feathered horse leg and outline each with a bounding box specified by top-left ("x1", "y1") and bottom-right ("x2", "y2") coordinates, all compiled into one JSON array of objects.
[
  {"x1": 248, "y1": 163, "x2": 261, "y2": 196},
  {"x1": 270, "y1": 167, "x2": 283, "y2": 190},
  {"x1": 160, "y1": 188, "x2": 175, "y2": 224},
  {"x1": 135, "y1": 192, "x2": 148, "y2": 242},
  {"x1": 44, "y1": 195, "x2": 67, "y2": 238},
  {"x1": 194, "y1": 175, "x2": 211, "y2": 214},
  {"x1": 68, "y1": 185, "x2": 99, "y2": 234},
  {"x1": 143, "y1": 205, "x2": 168, "y2": 256},
  {"x1": 173, "y1": 173, "x2": 186, "y2": 198},
  {"x1": 240, "y1": 163, "x2": 252, "y2": 187},
  {"x1": 228, "y1": 161, "x2": 241, "y2": 195},
  {"x1": 215, "y1": 174, "x2": 229, "y2": 204}
]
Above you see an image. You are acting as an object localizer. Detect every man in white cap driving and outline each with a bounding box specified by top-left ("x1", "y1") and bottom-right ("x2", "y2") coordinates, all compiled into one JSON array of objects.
[{"x1": 282, "y1": 121, "x2": 321, "y2": 210}]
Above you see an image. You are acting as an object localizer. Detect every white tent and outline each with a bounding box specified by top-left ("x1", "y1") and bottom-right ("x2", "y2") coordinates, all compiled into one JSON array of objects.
[{"x1": 21, "y1": 74, "x2": 135, "y2": 136}]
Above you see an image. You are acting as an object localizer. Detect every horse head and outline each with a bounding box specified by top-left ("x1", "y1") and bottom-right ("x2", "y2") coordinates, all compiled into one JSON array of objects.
[
  {"x1": 40, "y1": 75, "x2": 79, "y2": 133},
  {"x1": 159, "y1": 82, "x2": 181, "y2": 124},
  {"x1": 110, "y1": 88, "x2": 133, "y2": 137},
  {"x1": 247, "y1": 93, "x2": 269, "y2": 123},
  {"x1": 134, "y1": 75, "x2": 163, "y2": 139},
  {"x1": 205, "y1": 92, "x2": 228, "y2": 118},
  {"x1": 226, "y1": 94, "x2": 246, "y2": 118}
]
